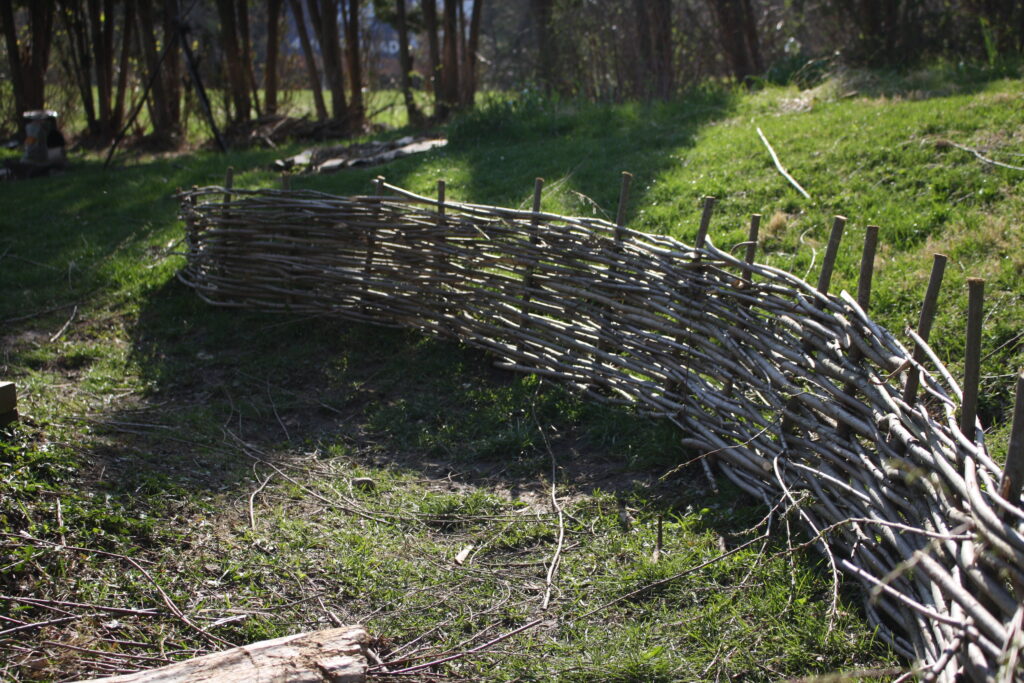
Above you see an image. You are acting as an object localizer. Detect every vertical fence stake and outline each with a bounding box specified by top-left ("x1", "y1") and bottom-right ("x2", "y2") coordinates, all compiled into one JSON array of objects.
[
  {"x1": 999, "y1": 371, "x2": 1024, "y2": 506},
  {"x1": 961, "y1": 278, "x2": 985, "y2": 443},
  {"x1": 694, "y1": 196, "x2": 716, "y2": 256},
  {"x1": 816, "y1": 216, "x2": 847, "y2": 296},
  {"x1": 518, "y1": 178, "x2": 544, "y2": 355},
  {"x1": 837, "y1": 225, "x2": 880, "y2": 440},
  {"x1": 362, "y1": 176, "x2": 385, "y2": 313},
  {"x1": 437, "y1": 179, "x2": 446, "y2": 225},
  {"x1": 857, "y1": 225, "x2": 880, "y2": 310},
  {"x1": 741, "y1": 214, "x2": 761, "y2": 286},
  {"x1": 615, "y1": 171, "x2": 633, "y2": 241},
  {"x1": 223, "y1": 166, "x2": 234, "y2": 203},
  {"x1": 280, "y1": 173, "x2": 291, "y2": 191},
  {"x1": 902, "y1": 253, "x2": 947, "y2": 405}
]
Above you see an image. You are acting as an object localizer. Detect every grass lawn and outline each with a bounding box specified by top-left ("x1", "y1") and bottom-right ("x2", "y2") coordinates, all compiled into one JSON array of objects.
[{"x1": 1, "y1": 65, "x2": 1022, "y2": 680}]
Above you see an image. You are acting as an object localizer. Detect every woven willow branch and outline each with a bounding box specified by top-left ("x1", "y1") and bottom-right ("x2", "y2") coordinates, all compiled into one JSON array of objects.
[{"x1": 178, "y1": 184, "x2": 1023, "y2": 681}]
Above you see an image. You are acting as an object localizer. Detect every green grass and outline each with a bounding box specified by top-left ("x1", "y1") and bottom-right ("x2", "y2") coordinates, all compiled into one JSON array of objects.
[{"x1": 2, "y1": 64, "x2": 1023, "y2": 679}]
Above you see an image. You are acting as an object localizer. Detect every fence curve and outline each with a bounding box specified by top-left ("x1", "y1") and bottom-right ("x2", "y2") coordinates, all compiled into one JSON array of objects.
[{"x1": 178, "y1": 181, "x2": 1024, "y2": 681}]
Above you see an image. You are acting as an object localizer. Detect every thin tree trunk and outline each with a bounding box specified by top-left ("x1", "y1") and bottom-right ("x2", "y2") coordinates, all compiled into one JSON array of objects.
[
  {"x1": 215, "y1": 0, "x2": 251, "y2": 123},
  {"x1": 529, "y1": 0, "x2": 555, "y2": 94},
  {"x1": 343, "y1": 0, "x2": 363, "y2": 130},
  {"x1": 161, "y1": 0, "x2": 182, "y2": 131},
  {"x1": 441, "y1": 0, "x2": 459, "y2": 114},
  {"x1": 422, "y1": 0, "x2": 443, "y2": 119},
  {"x1": 59, "y1": 2, "x2": 98, "y2": 134},
  {"x1": 651, "y1": 0, "x2": 673, "y2": 99},
  {"x1": 0, "y1": 0, "x2": 27, "y2": 124},
  {"x1": 112, "y1": 0, "x2": 135, "y2": 130},
  {"x1": 460, "y1": 0, "x2": 482, "y2": 108},
  {"x1": 310, "y1": 0, "x2": 348, "y2": 123},
  {"x1": 710, "y1": 0, "x2": 762, "y2": 81},
  {"x1": 395, "y1": 0, "x2": 423, "y2": 126},
  {"x1": 236, "y1": 0, "x2": 262, "y2": 116},
  {"x1": 287, "y1": 0, "x2": 328, "y2": 120},
  {"x1": 264, "y1": 0, "x2": 282, "y2": 114}
]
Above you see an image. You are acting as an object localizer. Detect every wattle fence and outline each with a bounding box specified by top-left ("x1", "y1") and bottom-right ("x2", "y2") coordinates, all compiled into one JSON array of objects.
[{"x1": 178, "y1": 174, "x2": 1024, "y2": 681}]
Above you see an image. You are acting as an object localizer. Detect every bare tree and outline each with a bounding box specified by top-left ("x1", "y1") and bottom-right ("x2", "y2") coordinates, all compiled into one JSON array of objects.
[
  {"x1": 343, "y1": 0, "x2": 364, "y2": 130},
  {"x1": 136, "y1": 0, "x2": 182, "y2": 145},
  {"x1": 1, "y1": 0, "x2": 55, "y2": 123},
  {"x1": 309, "y1": 0, "x2": 349, "y2": 122},
  {"x1": 529, "y1": 0, "x2": 556, "y2": 94},
  {"x1": 264, "y1": 0, "x2": 283, "y2": 114},
  {"x1": 215, "y1": 0, "x2": 252, "y2": 123},
  {"x1": 422, "y1": 0, "x2": 443, "y2": 119},
  {"x1": 288, "y1": 0, "x2": 329, "y2": 120},
  {"x1": 459, "y1": 0, "x2": 483, "y2": 108},
  {"x1": 709, "y1": 0, "x2": 763, "y2": 81},
  {"x1": 441, "y1": 0, "x2": 459, "y2": 113},
  {"x1": 394, "y1": 0, "x2": 424, "y2": 125}
]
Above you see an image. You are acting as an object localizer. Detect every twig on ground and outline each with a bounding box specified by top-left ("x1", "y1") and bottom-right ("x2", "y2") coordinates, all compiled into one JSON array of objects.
[
  {"x1": 385, "y1": 618, "x2": 545, "y2": 675},
  {"x1": 248, "y1": 469, "x2": 275, "y2": 531},
  {"x1": 48, "y1": 305, "x2": 77, "y2": 343},
  {"x1": 937, "y1": 139, "x2": 1024, "y2": 172},
  {"x1": 757, "y1": 126, "x2": 812, "y2": 199}
]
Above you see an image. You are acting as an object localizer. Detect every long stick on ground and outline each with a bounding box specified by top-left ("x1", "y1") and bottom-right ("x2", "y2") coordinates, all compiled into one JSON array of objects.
[{"x1": 757, "y1": 126, "x2": 812, "y2": 200}]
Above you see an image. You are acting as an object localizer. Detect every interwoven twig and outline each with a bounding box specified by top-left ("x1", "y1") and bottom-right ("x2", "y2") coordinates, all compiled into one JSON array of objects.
[{"x1": 178, "y1": 184, "x2": 1024, "y2": 681}]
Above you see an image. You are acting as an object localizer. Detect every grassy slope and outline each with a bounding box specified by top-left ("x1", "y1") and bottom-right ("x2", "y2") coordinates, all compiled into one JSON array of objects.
[{"x1": 1, "y1": 68, "x2": 1022, "y2": 680}]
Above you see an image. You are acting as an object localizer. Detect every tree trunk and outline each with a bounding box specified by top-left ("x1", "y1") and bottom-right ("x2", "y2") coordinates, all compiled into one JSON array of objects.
[
  {"x1": 459, "y1": 0, "x2": 482, "y2": 108},
  {"x1": 710, "y1": 0, "x2": 762, "y2": 81},
  {"x1": 161, "y1": 0, "x2": 182, "y2": 132},
  {"x1": 440, "y1": 0, "x2": 459, "y2": 115},
  {"x1": 287, "y1": 0, "x2": 328, "y2": 120},
  {"x1": 112, "y1": 0, "x2": 135, "y2": 133},
  {"x1": 343, "y1": 0, "x2": 364, "y2": 130},
  {"x1": 0, "y1": 0, "x2": 28, "y2": 127},
  {"x1": 264, "y1": 0, "x2": 282, "y2": 114},
  {"x1": 75, "y1": 626, "x2": 368, "y2": 683},
  {"x1": 1, "y1": 0, "x2": 55, "y2": 120},
  {"x1": 236, "y1": 0, "x2": 262, "y2": 116},
  {"x1": 59, "y1": 2, "x2": 98, "y2": 135},
  {"x1": 395, "y1": 0, "x2": 423, "y2": 126},
  {"x1": 310, "y1": 0, "x2": 348, "y2": 123},
  {"x1": 215, "y1": 0, "x2": 252, "y2": 123},
  {"x1": 529, "y1": 0, "x2": 555, "y2": 94},
  {"x1": 650, "y1": 0, "x2": 673, "y2": 99},
  {"x1": 422, "y1": 0, "x2": 443, "y2": 119}
]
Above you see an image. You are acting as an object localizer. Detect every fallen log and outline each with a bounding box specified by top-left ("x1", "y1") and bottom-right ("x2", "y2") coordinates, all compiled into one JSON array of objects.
[{"x1": 76, "y1": 626, "x2": 368, "y2": 683}]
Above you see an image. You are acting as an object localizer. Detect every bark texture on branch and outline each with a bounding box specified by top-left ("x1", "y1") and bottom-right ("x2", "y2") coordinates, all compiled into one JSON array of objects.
[{"x1": 76, "y1": 626, "x2": 368, "y2": 682}]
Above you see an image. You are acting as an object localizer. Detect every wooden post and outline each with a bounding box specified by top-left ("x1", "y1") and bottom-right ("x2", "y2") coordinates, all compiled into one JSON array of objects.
[
  {"x1": 363, "y1": 176, "x2": 385, "y2": 312},
  {"x1": 902, "y1": 254, "x2": 947, "y2": 405},
  {"x1": 816, "y1": 215, "x2": 846, "y2": 296},
  {"x1": 614, "y1": 171, "x2": 632, "y2": 241},
  {"x1": 0, "y1": 381, "x2": 17, "y2": 426},
  {"x1": 437, "y1": 179, "x2": 446, "y2": 225},
  {"x1": 694, "y1": 195, "x2": 716, "y2": 254},
  {"x1": 837, "y1": 225, "x2": 880, "y2": 440},
  {"x1": 741, "y1": 213, "x2": 761, "y2": 286},
  {"x1": 519, "y1": 178, "x2": 544, "y2": 354},
  {"x1": 961, "y1": 278, "x2": 985, "y2": 442},
  {"x1": 280, "y1": 173, "x2": 291, "y2": 191},
  {"x1": 999, "y1": 371, "x2": 1024, "y2": 506},
  {"x1": 857, "y1": 225, "x2": 879, "y2": 310},
  {"x1": 223, "y1": 166, "x2": 234, "y2": 201}
]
